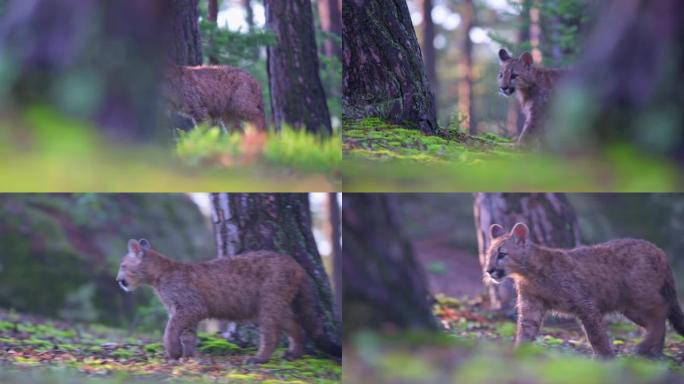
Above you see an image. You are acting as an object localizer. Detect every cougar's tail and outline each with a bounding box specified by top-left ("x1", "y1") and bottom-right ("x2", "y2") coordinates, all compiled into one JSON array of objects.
[
  {"x1": 294, "y1": 277, "x2": 342, "y2": 358},
  {"x1": 662, "y1": 270, "x2": 684, "y2": 336}
]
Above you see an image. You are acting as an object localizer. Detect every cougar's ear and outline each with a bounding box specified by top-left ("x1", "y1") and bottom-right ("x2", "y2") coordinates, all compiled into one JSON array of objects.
[
  {"x1": 489, "y1": 224, "x2": 505, "y2": 240},
  {"x1": 139, "y1": 239, "x2": 151, "y2": 250},
  {"x1": 498, "y1": 48, "x2": 511, "y2": 62},
  {"x1": 520, "y1": 52, "x2": 533, "y2": 66},
  {"x1": 512, "y1": 223, "x2": 529, "y2": 245},
  {"x1": 128, "y1": 239, "x2": 143, "y2": 257}
]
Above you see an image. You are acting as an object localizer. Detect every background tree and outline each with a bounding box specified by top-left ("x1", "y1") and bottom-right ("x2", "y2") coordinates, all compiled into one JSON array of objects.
[
  {"x1": 265, "y1": 0, "x2": 332, "y2": 135},
  {"x1": 343, "y1": 194, "x2": 439, "y2": 336},
  {"x1": 342, "y1": 0, "x2": 438, "y2": 134},
  {"x1": 419, "y1": 0, "x2": 437, "y2": 97},
  {"x1": 207, "y1": 0, "x2": 219, "y2": 64},
  {"x1": 329, "y1": 193, "x2": 342, "y2": 319},
  {"x1": 0, "y1": 0, "x2": 170, "y2": 140},
  {"x1": 210, "y1": 193, "x2": 341, "y2": 355},
  {"x1": 169, "y1": 0, "x2": 203, "y2": 65},
  {"x1": 317, "y1": 0, "x2": 342, "y2": 60},
  {"x1": 548, "y1": 0, "x2": 684, "y2": 160},
  {"x1": 473, "y1": 193, "x2": 580, "y2": 311},
  {"x1": 458, "y1": 0, "x2": 476, "y2": 134}
]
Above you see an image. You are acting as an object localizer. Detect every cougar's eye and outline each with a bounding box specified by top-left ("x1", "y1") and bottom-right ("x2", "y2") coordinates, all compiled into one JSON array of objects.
[
  {"x1": 511, "y1": 73, "x2": 518, "y2": 80},
  {"x1": 497, "y1": 252, "x2": 507, "y2": 260},
  {"x1": 498, "y1": 72, "x2": 502, "y2": 78}
]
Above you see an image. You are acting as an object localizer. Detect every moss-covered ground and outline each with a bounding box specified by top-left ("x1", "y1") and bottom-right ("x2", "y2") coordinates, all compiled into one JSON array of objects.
[
  {"x1": 345, "y1": 294, "x2": 684, "y2": 384},
  {"x1": 0, "y1": 310, "x2": 340, "y2": 383},
  {"x1": 342, "y1": 118, "x2": 681, "y2": 191}
]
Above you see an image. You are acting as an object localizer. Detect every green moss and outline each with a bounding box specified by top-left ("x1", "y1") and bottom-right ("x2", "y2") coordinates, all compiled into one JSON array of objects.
[{"x1": 198, "y1": 334, "x2": 241, "y2": 355}]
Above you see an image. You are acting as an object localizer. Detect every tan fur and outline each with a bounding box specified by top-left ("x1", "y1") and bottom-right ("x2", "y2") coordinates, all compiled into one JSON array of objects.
[
  {"x1": 164, "y1": 64, "x2": 266, "y2": 132},
  {"x1": 484, "y1": 223, "x2": 684, "y2": 358},
  {"x1": 116, "y1": 239, "x2": 320, "y2": 364},
  {"x1": 497, "y1": 49, "x2": 564, "y2": 146}
]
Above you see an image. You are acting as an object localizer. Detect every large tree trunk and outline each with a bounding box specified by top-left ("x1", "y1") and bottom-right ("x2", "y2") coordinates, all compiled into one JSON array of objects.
[
  {"x1": 317, "y1": 0, "x2": 342, "y2": 60},
  {"x1": 265, "y1": 0, "x2": 332, "y2": 135},
  {"x1": 0, "y1": 0, "x2": 170, "y2": 141},
  {"x1": 169, "y1": 0, "x2": 202, "y2": 66},
  {"x1": 342, "y1": 0, "x2": 438, "y2": 134},
  {"x1": 548, "y1": 0, "x2": 684, "y2": 160},
  {"x1": 419, "y1": 0, "x2": 437, "y2": 100},
  {"x1": 473, "y1": 193, "x2": 580, "y2": 311},
  {"x1": 459, "y1": 0, "x2": 475, "y2": 134},
  {"x1": 343, "y1": 194, "x2": 438, "y2": 336},
  {"x1": 210, "y1": 193, "x2": 341, "y2": 355}
]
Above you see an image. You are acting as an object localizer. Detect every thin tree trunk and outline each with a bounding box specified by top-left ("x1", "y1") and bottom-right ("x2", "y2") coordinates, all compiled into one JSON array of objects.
[
  {"x1": 0, "y1": 0, "x2": 169, "y2": 141},
  {"x1": 169, "y1": 0, "x2": 202, "y2": 65},
  {"x1": 529, "y1": 1, "x2": 542, "y2": 64},
  {"x1": 506, "y1": 0, "x2": 531, "y2": 136},
  {"x1": 343, "y1": 194, "x2": 438, "y2": 336},
  {"x1": 210, "y1": 193, "x2": 341, "y2": 354},
  {"x1": 265, "y1": 0, "x2": 332, "y2": 135},
  {"x1": 420, "y1": 0, "x2": 437, "y2": 100},
  {"x1": 342, "y1": 0, "x2": 438, "y2": 134},
  {"x1": 328, "y1": 193, "x2": 342, "y2": 320},
  {"x1": 207, "y1": 0, "x2": 219, "y2": 64},
  {"x1": 242, "y1": 0, "x2": 254, "y2": 30},
  {"x1": 317, "y1": 0, "x2": 342, "y2": 60},
  {"x1": 473, "y1": 193, "x2": 580, "y2": 311},
  {"x1": 459, "y1": 0, "x2": 475, "y2": 134}
]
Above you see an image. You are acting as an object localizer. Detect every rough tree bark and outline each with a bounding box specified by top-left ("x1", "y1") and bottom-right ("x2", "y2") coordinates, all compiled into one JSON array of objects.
[
  {"x1": 419, "y1": 0, "x2": 437, "y2": 98},
  {"x1": 265, "y1": 0, "x2": 332, "y2": 135},
  {"x1": 0, "y1": 0, "x2": 170, "y2": 141},
  {"x1": 169, "y1": 0, "x2": 202, "y2": 65},
  {"x1": 459, "y1": 0, "x2": 475, "y2": 134},
  {"x1": 342, "y1": 0, "x2": 438, "y2": 134},
  {"x1": 343, "y1": 194, "x2": 438, "y2": 336},
  {"x1": 317, "y1": 0, "x2": 342, "y2": 60},
  {"x1": 548, "y1": 0, "x2": 684, "y2": 160},
  {"x1": 210, "y1": 193, "x2": 341, "y2": 354},
  {"x1": 473, "y1": 193, "x2": 580, "y2": 311}
]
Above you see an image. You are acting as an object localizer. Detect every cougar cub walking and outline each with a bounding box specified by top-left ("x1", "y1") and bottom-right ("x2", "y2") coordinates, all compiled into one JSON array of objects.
[
  {"x1": 484, "y1": 223, "x2": 684, "y2": 357},
  {"x1": 497, "y1": 49, "x2": 565, "y2": 146},
  {"x1": 116, "y1": 239, "x2": 326, "y2": 364}
]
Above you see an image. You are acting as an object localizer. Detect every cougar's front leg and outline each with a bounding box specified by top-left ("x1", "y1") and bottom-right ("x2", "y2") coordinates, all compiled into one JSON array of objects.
[{"x1": 515, "y1": 297, "x2": 545, "y2": 346}]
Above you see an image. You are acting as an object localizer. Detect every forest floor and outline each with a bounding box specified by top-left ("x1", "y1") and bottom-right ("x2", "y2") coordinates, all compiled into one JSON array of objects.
[
  {"x1": 0, "y1": 108, "x2": 340, "y2": 192},
  {"x1": 342, "y1": 118, "x2": 680, "y2": 192},
  {"x1": 0, "y1": 310, "x2": 341, "y2": 384},
  {"x1": 345, "y1": 240, "x2": 684, "y2": 383}
]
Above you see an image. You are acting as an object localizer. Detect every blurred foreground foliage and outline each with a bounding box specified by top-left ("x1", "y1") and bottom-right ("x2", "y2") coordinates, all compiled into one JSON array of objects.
[
  {"x1": 0, "y1": 107, "x2": 338, "y2": 191},
  {"x1": 0, "y1": 310, "x2": 341, "y2": 384},
  {"x1": 345, "y1": 294, "x2": 684, "y2": 384},
  {"x1": 342, "y1": 118, "x2": 680, "y2": 191}
]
